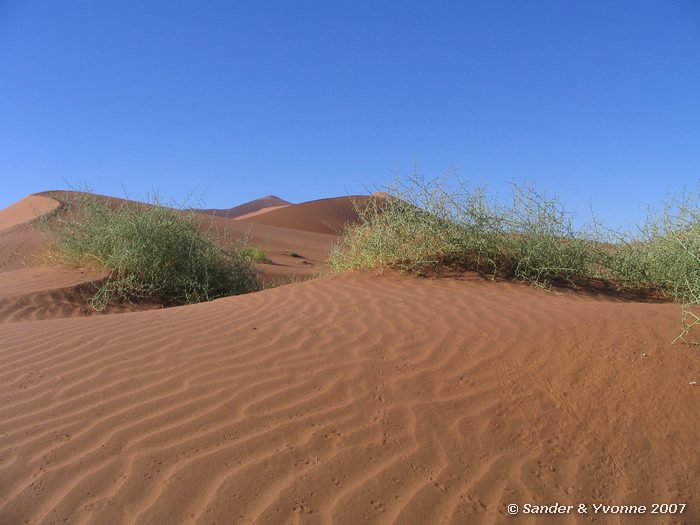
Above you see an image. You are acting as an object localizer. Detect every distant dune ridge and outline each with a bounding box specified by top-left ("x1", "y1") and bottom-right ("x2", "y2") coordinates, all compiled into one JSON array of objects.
[
  {"x1": 239, "y1": 195, "x2": 372, "y2": 235},
  {"x1": 196, "y1": 195, "x2": 291, "y2": 219},
  {"x1": 0, "y1": 191, "x2": 697, "y2": 524},
  {"x1": 0, "y1": 195, "x2": 60, "y2": 232},
  {"x1": 198, "y1": 194, "x2": 372, "y2": 236},
  {"x1": 0, "y1": 195, "x2": 63, "y2": 275}
]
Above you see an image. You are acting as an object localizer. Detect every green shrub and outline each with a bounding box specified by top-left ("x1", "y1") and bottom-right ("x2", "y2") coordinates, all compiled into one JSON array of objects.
[
  {"x1": 241, "y1": 246, "x2": 269, "y2": 263},
  {"x1": 600, "y1": 192, "x2": 700, "y2": 343},
  {"x1": 329, "y1": 175, "x2": 600, "y2": 288},
  {"x1": 44, "y1": 192, "x2": 261, "y2": 310}
]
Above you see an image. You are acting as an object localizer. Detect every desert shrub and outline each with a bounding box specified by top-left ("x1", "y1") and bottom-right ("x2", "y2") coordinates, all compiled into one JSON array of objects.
[
  {"x1": 600, "y1": 192, "x2": 700, "y2": 343},
  {"x1": 640, "y1": 196, "x2": 700, "y2": 304},
  {"x1": 329, "y1": 175, "x2": 600, "y2": 288},
  {"x1": 44, "y1": 192, "x2": 261, "y2": 310}
]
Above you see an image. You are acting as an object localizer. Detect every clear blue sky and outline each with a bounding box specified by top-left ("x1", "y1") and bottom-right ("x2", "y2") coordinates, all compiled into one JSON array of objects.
[{"x1": 1, "y1": 1, "x2": 698, "y2": 227}]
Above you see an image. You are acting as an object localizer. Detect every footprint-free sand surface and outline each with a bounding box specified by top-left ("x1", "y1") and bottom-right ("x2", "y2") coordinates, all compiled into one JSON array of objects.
[
  {"x1": 197, "y1": 196, "x2": 291, "y2": 220},
  {"x1": 0, "y1": 194, "x2": 698, "y2": 524},
  {"x1": 239, "y1": 196, "x2": 371, "y2": 235}
]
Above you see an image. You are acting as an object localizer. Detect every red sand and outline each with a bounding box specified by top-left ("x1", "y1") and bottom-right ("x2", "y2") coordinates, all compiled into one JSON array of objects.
[
  {"x1": 0, "y1": 195, "x2": 59, "y2": 232},
  {"x1": 0, "y1": 193, "x2": 697, "y2": 524},
  {"x1": 233, "y1": 205, "x2": 290, "y2": 221},
  {"x1": 0, "y1": 195, "x2": 62, "y2": 274},
  {"x1": 240, "y1": 196, "x2": 371, "y2": 235},
  {"x1": 0, "y1": 266, "x2": 162, "y2": 323},
  {"x1": 197, "y1": 196, "x2": 291, "y2": 219}
]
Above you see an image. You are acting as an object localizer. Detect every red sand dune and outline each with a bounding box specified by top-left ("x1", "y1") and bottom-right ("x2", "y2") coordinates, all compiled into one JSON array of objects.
[
  {"x1": 240, "y1": 196, "x2": 371, "y2": 235},
  {"x1": 41, "y1": 190, "x2": 337, "y2": 279},
  {"x1": 0, "y1": 266, "x2": 105, "y2": 298},
  {"x1": 0, "y1": 266, "x2": 161, "y2": 323},
  {"x1": 0, "y1": 192, "x2": 338, "y2": 321},
  {"x1": 197, "y1": 196, "x2": 291, "y2": 219},
  {"x1": 0, "y1": 272, "x2": 697, "y2": 524},
  {"x1": 0, "y1": 225, "x2": 46, "y2": 274},
  {"x1": 0, "y1": 195, "x2": 62, "y2": 274},
  {"x1": 0, "y1": 192, "x2": 698, "y2": 524},
  {"x1": 0, "y1": 195, "x2": 59, "y2": 232},
  {"x1": 197, "y1": 212, "x2": 337, "y2": 284},
  {"x1": 233, "y1": 205, "x2": 290, "y2": 221}
]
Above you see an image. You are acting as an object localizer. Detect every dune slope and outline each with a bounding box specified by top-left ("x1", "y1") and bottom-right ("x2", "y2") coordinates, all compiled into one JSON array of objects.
[
  {"x1": 0, "y1": 267, "x2": 163, "y2": 323},
  {"x1": 197, "y1": 196, "x2": 291, "y2": 219},
  {"x1": 0, "y1": 196, "x2": 60, "y2": 232},
  {"x1": 0, "y1": 272, "x2": 696, "y2": 524},
  {"x1": 240, "y1": 196, "x2": 370, "y2": 235},
  {"x1": 0, "y1": 195, "x2": 62, "y2": 274},
  {"x1": 2, "y1": 193, "x2": 337, "y2": 304}
]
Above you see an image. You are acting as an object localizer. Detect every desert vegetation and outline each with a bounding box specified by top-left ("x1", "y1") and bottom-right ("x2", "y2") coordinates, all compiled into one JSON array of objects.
[
  {"x1": 329, "y1": 175, "x2": 700, "y2": 343},
  {"x1": 241, "y1": 246, "x2": 269, "y2": 263},
  {"x1": 41, "y1": 192, "x2": 261, "y2": 310}
]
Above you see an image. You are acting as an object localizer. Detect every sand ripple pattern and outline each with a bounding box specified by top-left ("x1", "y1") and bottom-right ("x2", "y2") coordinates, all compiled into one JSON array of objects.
[{"x1": 0, "y1": 272, "x2": 697, "y2": 524}]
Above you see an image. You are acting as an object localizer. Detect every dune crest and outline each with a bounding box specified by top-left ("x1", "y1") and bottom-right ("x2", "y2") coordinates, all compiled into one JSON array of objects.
[
  {"x1": 197, "y1": 196, "x2": 291, "y2": 219},
  {"x1": 240, "y1": 196, "x2": 371, "y2": 235},
  {"x1": 233, "y1": 205, "x2": 290, "y2": 221},
  {"x1": 0, "y1": 195, "x2": 64, "y2": 274},
  {"x1": 0, "y1": 195, "x2": 60, "y2": 232}
]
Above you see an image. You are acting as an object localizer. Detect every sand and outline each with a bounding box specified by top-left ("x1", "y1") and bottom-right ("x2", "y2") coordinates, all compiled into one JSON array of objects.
[
  {"x1": 233, "y1": 205, "x2": 291, "y2": 221},
  {"x1": 0, "y1": 194, "x2": 698, "y2": 524},
  {"x1": 0, "y1": 196, "x2": 60, "y2": 233},
  {"x1": 0, "y1": 196, "x2": 62, "y2": 274},
  {"x1": 198, "y1": 214, "x2": 336, "y2": 285},
  {"x1": 239, "y1": 196, "x2": 371, "y2": 235},
  {"x1": 197, "y1": 196, "x2": 291, "y2": 219}
]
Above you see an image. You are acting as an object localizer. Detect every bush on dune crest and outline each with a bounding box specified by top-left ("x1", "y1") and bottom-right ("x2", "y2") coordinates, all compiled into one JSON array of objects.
[
  {"x1": 599, "y1": 192, "x2": 700, "y2": 343},
  {"x1": 330, "y1": 174, "x2": 700, "y2": 344},
  {"x1": 43, "y1": 192, "x2": 261, "y2": 310},
  {"x1": 329, "y1": 174, "x2": 598, "y2": 288}
]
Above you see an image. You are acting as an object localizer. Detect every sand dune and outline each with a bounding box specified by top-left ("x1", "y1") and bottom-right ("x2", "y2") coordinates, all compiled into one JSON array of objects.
[
  {"x1": 0, "y1": 266, "x2": 161, "y2": 323},
  {"x1": 0, "y1": 266, "x2": 105, "y2": 299},
  {"x1": 233, "y1": 205, "x2": 290, "y2": 221},
  {"x1": 240, "y1": 196, "x2": 371, "y2": 235},
  {"x1": 0, "y1": 192, "x2": 337, "y2": 323},
  {"x1": 0, "y1": 192, "x2": 697, "y2": 524},
  {"x1": 0, "y1": 195, "x2": 59, "y2": 233},
  {"x1": 0, "y1": 271, "x2": 697, "y2": 524},
  {"x1": 0, "y1": 195, "x2": 62, "y2": 274},
  {"x1": 32, "y1": 191, "x2": 337, "y2": 286},
  {"x1": 196, "y1": 212, "x2": 336, "y2": 282},
  {"x1": 0, "y1": 225, "x2": 46, "y2": 274},
  {"x1": 197, "y1": 196, "x2": 291, "y2": 219},
  {"x1": 29, "y1": 192, "x2": 342, "y2": 272}
]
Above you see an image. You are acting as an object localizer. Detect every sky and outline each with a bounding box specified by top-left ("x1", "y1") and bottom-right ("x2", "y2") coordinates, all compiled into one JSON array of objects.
[{"x1": 1, "y1": 1, "x2": 699, "y2": 228}]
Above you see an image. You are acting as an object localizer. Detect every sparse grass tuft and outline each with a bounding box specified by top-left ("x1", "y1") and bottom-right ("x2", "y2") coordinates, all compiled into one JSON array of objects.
[
  {"x1": 241, "y1": 247, "x2": 269, "y2": 263},
  {"x1": 42, "y1": 192, "x2": 261, "y2": 310}
]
